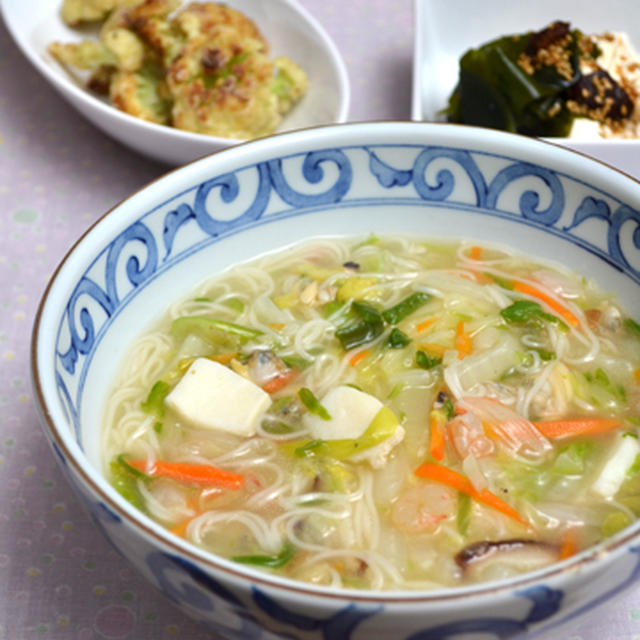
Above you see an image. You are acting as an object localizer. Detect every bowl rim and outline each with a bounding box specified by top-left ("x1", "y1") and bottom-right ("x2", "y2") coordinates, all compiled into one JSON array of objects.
[
  {"x1": 31, "y1": 120, "x2": 640, "y2": 604},
  {"x1": 0, "y1": 0, "x2": 351, "y2": 148}
]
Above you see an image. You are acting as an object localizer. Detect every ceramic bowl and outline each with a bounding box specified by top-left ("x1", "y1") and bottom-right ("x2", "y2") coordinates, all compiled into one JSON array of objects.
[
  {"x1": 0, "y1": 0, "x2": 350, "y2": 165},
  {"x1": 32, "y1": 122, "x2": 640, "y2": 639},
  {"x1": 412, "y1": 0, "x2": 640, "y2": 179}
]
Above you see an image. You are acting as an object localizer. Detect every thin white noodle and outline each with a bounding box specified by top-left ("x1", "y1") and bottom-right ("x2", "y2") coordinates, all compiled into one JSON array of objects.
[
  {"x1": 518, "y1": 362, "x2": 556, "y2": 419},
  {"x1": 352, "y1": 469, "x2": 380, "y2": 550},
  {"x1": 101, "y1": 234, "x2": 639, "y2": 592},
  {"x1": 138, "y1": 481, "x2": 194, "y2": 522},
  {"x1": 187, "y1": 511, "x2": 282, "y2": 554}
]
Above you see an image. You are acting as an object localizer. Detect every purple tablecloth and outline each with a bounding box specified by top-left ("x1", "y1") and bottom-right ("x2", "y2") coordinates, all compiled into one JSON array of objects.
[{"x1": 1, "y1": 1, "x2": 640, "y2": 638}]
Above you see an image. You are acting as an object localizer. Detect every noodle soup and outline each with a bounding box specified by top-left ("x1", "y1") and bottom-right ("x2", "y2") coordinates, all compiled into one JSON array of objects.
[{"x1": 103, "y1": 235, "x2": 640, "y2": 590}]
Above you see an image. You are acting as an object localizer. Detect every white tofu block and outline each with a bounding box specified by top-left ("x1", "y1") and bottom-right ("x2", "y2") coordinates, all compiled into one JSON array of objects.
[
  {"x1": 303, "y1": 385, "x2": 384, "y2": 440},
  {"x1": 592, "y1": 434, "x2": 640, "y2": 499},
  {"x1": 165, "y1": 358, "x2": 272, "y2": 437}
]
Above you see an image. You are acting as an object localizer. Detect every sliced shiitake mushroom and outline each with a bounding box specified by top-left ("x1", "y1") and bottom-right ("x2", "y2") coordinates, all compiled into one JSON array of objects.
[{"x1": 455, "y1": 539, "x2": 561, "y2": 582}]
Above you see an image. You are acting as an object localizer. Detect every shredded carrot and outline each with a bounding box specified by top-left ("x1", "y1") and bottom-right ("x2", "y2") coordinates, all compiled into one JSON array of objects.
[
  {"x1": 416, "y1": 342, "x2": 448, "y2": 357},
  {"x1": 455, "y1": 320, "x2": 473, "y2": 359},
  {"x1": 127, "y1": 460, "x2": 244, "y2": 489},
  {"x1": 416, "y1": 317, "x2": 437, "y2": 333},
  {"x1": 269, "y1": 323, "x2": 286, "y2": 331},
  {"x1": 512, "y1": 281, "x2": 580, "y2": 327},
  {"x1": 349, "y1": 349, "x2": 371, "y2": 367},
  {"x1": 560, "y1": 528, "x2": 579, "y2": 559},
  {"x1": 429, "y1": 411, "x2": 446, "y2": 461},
  {"x1": 262, "y1": 369, "x2": 299, "y2": 393},
  {"x1": 469, "y1": 246, "x2": 483, "y2": 261},
  {"x1": 635, "y1": 368, "x2": 640, "y2": 384},
  {"x1": 414, "y1": 462, "x2": 531, "y2": 528},
  {"x1": 533, "y1": 417, "x2": 623, "y2": 439}
]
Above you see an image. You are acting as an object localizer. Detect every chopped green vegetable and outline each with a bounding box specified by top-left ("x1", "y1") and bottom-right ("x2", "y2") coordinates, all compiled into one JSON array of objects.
[
  {"x1": 291, "y1": 406, "x2": 399, "y2": 460},
  {"x1": 456, "y1": 492, "x2": 472, "y2": 535},
  {"x1": 261, "y1": 420, "x2": 297, "y2": 435},
  {"x1": 484, "y1": 273, "x2": 514, "y2": 290},
  {"x1": 335, "y1": 301, "x2": 384, "y2": 350},
  {"x1": 624, "y1": 317, "x2": 640, "y2": 337},
  {"x1": 269, "y1": 395, "x2": 296, "y2": 413},
  {"x1": 171, "y1": 316, "x2": 263, "y2": 343},
  {"x1": 224, "y1": 297, "x2": 245, "y2": 313},
  {"x1": 110, "y1": 456, "x2": 148, "y2": 513},
  {"x1": 601, "y1": 511, "x2": 633, "y2": 537},
  {"x1": 386, "y1": 328, "x2": 411, "y2": 349},
  {"x1": 500, "y1": 300, "x2": 567, "y2": 329},
  {"x1": 552, "y1": 441, "x2": 594, "y2": 475},
  {"x1": 337, "y1": 276, "x2": 379, "y2": 301},
  {"x1": 153, "y1": 421, "x2": 163, "y2": 434},
  {"x1": 416, "y1": 350, "x2": 442, "y2": 370},
  {"x1": 382, "y1": 292, "x2": 431, "y2": 325},
  {"x1": 232, "y1": 542, "x2": 296, "y2": 568},
  {"x1": 280, "y1": 355, "x2": 312, "y2": 370},
  {"x1": 627, "y1": 453, "x2": 640, "y2": 478},
  {"x1": 584, "y1": 368, "x2": 626, "y2": 403},
  {"x1": 323, "y1": 299, "x2": 347, "y2": 318},
  {"x1": 298, "y1": 387, "x2": 331, "y2": 420},
  {"x1": 117, "y1": 454, "x2": 152, "y2": 482},
  {"x1": 141, "y1": 380, "x2": 171, "y2": 418},
  {"x1": 436, "y1": 393, "x2": 455, "y2": 420}
]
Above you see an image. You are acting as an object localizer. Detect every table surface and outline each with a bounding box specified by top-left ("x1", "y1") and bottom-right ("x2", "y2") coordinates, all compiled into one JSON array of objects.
[{"x1": 2, "y1": 2, "x2": 640, "y2": 638}]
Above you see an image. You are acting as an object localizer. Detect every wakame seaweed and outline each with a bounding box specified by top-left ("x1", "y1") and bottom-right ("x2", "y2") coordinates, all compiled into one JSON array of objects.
[{"x1": 445, "y1": 21, "x2": 627, "y2": 137}]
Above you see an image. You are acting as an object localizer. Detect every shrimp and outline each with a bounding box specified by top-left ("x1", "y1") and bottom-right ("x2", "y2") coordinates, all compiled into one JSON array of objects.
[
  {"x1": 391, "y1": 482, "x2": 456, "y2": 533},
  {"x1": 458, "y1": 396, "x2": 552, "y2": 462},
  {"x1": 447, "y1": 411, "x2": 495, "y2": 460}
]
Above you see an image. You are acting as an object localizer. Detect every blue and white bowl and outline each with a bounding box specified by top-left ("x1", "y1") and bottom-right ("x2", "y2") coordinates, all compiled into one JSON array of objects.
[{"x1": 32, "y1": 122, "x2": 640, "y2": 639}]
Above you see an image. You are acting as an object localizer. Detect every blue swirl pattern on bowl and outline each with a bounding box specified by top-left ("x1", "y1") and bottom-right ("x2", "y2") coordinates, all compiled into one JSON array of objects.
[{"x1": 42, "y1": 132, "x2": 640, "y2": 640}]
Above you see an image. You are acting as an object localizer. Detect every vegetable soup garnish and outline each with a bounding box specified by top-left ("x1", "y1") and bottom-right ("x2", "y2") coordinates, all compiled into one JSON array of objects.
[{"x1": 103, "y1": 235, "x2": 640, "y2": 590}]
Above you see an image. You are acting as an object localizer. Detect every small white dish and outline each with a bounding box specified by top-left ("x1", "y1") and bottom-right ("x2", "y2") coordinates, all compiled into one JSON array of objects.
[
  {"x1": 412, "y1": 0, "x2": 640, "y2": 178},
  {"x1": 0, "y1": 0, "x2": 350, "y2": 165}
]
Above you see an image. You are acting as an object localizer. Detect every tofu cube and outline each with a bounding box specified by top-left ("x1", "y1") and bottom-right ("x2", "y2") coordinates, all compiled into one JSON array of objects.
[
  {"x1": 165, "y1": 358, "x2": 271, "y2": 437},
  {"x1": 303, "y1": 385, "x2": 384, "y2": 440}
]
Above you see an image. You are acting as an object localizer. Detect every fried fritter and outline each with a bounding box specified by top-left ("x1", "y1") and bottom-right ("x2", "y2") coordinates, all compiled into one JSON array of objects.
[
  {"x1": 49, "y1": 39, "x2": 117, "y2": 70},
  {"x1": 110, "y1": 65, "x2": 172, "y2": 123},
  {"x1": 167, "y1": 26, "x2": 278, "y2": 138},
  {"x1": 50, "y1": 0, "x2": 308, "y2": 140},
  {"x1": 115, "y1": 0, "x2": 184, "y2": 65},
  {"x1": 273, "y1": 56, "x2": 309, "y2": 115},
  {"x1": 173, "y1": 2, "x2": 266, "y2": 48},
  {"x1": 60, "y1": 0, "x2": 137, "y2": 26}
]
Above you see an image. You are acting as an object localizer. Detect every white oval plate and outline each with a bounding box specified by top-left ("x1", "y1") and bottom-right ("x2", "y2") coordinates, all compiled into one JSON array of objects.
[
  {"x1": 1, "y1": 0, "x2": 350, "y2": 165},
  {"x1": 411, "y1": 0, "x2": 640, "y2": 179}
]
